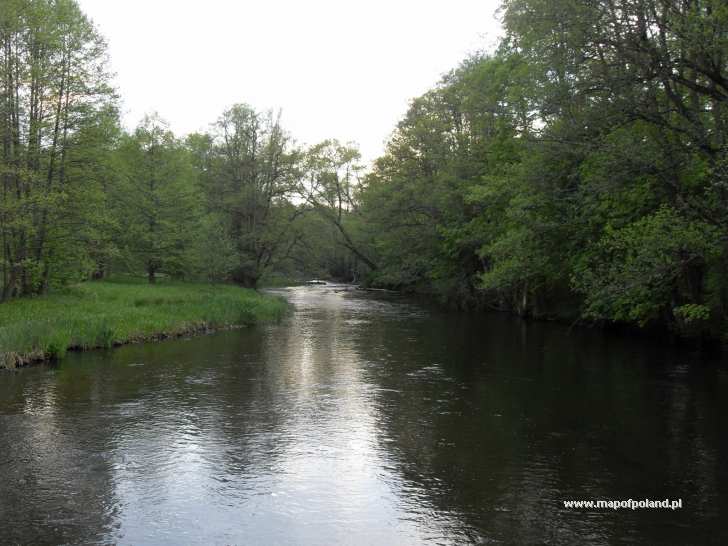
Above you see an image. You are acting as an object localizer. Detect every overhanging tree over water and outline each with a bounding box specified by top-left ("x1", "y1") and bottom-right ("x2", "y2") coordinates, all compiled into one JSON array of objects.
[{"x1": 1, "y1": 0, "x2": 728, "y2": 338}]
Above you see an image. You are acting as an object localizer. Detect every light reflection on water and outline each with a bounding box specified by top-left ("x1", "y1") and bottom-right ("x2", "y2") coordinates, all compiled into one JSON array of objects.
[{"x1": 1, "y1": 284, "x2": 727, "y2": 545}]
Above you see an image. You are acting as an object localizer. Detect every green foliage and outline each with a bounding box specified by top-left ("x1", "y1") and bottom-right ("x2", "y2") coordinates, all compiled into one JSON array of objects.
[
  {"x1": 358, "y1": 54, "x2": 533, "y2": 305},
  {"x1": 351, "y1": 0, "x2": 728, "y2": 335},
  {"x1": 572, "y1": 207, "x2": 721, "y2": 326},
  {"x1": 190, "y1": 105, "x2": 302, "y2": 288},
  {"x1": 297, "y1": 140, "x2": 375, "y2": 280},
  {"x1": 111, "y1": 114, "x2": 201, "y2": 282},
  {"x1": 3, "y1": 0, "x2": 728, "y2": 343},
  {"x1": 674, "y1": 304, "x2": 711, "y2": 324},
  {"x1": 0, "y1": 0, "x2": 118, "y2": 298}
]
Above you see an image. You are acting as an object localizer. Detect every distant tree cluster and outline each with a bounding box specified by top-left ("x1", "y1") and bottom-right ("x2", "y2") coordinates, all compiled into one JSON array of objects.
[
  {"x1": 0, "y1": 0, "x2": 364, "y2": 297},
  {"x1": 3, "y1": 0, "x2": 728, "y2": 338}
]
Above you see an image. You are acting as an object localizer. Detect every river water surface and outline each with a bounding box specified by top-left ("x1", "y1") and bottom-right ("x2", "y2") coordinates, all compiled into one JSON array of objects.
[{"x1": 1, "y1": 285, "x2": 728, "y2": 545}]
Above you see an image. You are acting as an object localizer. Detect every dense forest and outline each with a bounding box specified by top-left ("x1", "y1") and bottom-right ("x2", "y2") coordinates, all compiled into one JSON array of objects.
[{"x1": 2, "y1": 0, "x2": 728, "y2": 340}]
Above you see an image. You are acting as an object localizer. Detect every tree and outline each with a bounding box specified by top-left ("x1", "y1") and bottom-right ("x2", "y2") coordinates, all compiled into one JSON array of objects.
[
  {"x1": 298, "y1": 140, "x2": 376, "y2": 278},
  {"x1": 112, "y1": 115, "x2": 199, "y2": 283},
  {"x1": 195, "y1": 104, "x2": 301, "y2": 287},
  {"x1": 0, "y1": 0, "x2": 117, "y2": 298},
  {"x1": 353, "y1": 0, "x2": 728, "y2": 334}
]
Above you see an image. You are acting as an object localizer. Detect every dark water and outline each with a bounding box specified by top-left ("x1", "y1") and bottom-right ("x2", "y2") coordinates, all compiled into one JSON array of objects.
[{"x1": 1, "y1": 285, "x2": 727, "y2": 545}]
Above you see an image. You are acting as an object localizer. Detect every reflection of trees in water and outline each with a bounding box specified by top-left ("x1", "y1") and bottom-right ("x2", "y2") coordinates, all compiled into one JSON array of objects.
[
  {"x1": 350, "y1": 307, "x2": 728, "y2": 545},
  {"x1": 1, "y1": 289, "x2": 727, "y2": 544},
  {"x1": 247, "y1": 287, "x2": 479, "y2": 542}
]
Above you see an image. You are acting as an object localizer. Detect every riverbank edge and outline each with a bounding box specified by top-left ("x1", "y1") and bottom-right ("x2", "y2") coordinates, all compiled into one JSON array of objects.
[
  {"x1": 364, "y1": 281, "x2": 728, "y2": 351},
  {"x1": 1, "y1": 322, "x2": 250, "y2": 370},
  {"x1": 0, "y1": 282, "x2": 289, "y2": 371}
]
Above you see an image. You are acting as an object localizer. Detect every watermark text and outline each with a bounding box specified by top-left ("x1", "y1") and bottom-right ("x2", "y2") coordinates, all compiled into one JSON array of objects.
[{"x1": 563, "y1": 498, "x2": 683, "y2": 510}]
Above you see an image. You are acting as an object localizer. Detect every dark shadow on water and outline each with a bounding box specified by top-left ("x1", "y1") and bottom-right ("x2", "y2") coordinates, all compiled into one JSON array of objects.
[{"x1": 1, "y1": 285, "x2": 727, "y2": 544}]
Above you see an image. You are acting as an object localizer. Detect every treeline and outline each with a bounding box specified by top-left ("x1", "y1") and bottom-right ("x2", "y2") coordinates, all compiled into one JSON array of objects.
[
  {"x1": 3, "y1": 0, "x2": 728, "y2": 339},
  {"x1": 0, "y1": 0, "x2": 364, "y2": 297},
  {"x1": 350, "y1": 0, "x2": 728, "y2": 339}
]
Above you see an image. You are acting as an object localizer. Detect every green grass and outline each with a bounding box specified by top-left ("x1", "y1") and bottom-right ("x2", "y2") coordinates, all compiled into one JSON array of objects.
[{"x1": 0, "y1": 280, "x2": 288, "y2": 368}]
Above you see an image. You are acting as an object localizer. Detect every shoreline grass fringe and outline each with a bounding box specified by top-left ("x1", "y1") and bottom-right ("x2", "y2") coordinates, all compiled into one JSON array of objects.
[{"x1": 0, "y1": 280, "x2": 287, "y2": 370}]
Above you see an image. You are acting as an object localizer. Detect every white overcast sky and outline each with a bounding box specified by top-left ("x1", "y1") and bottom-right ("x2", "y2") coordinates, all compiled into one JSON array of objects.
[{"x1": 77, "y1": 0, "x2": 504, "y2": 164}]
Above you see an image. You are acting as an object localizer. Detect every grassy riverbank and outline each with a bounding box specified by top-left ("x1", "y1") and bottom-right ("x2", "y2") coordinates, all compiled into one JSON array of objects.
[{"x1": 0, "y1": 281, "x2": 287, "y2": 369}]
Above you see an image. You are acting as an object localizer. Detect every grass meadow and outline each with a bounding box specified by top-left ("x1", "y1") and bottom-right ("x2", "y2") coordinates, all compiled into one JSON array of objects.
[{"x1": 0, "y1": 280, "x2": 287, "y2": 368}]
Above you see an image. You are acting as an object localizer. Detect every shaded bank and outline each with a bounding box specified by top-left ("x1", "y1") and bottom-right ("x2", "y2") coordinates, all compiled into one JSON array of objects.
[{"x1": 0, "y1": 281, "x2": 287, "y2": 369}]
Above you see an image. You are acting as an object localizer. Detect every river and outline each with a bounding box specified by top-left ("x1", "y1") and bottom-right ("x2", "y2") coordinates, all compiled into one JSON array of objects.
[{"x1": 1, "y1": 284, "x2": 727, "y2": 545}]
